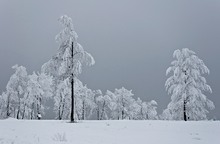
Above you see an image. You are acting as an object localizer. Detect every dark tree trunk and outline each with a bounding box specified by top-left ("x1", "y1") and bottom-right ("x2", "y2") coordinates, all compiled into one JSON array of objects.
[
  {"x1": 70, "y1": 42, "x2": 75, "y2": 123},
  {"x1": 31, "y1": 103, "x2": 34, "y2": 120},
  {"x1": 16, "y1": 98, "x2": 20, "y2": 119},
  {"x1": 100, "y1": 101, "x2": 106, "y2": 120},
  {"x1": 183, "y1": 100, "x2": 187, "y2": 121},
  {"x1": 82, "y1": 100, "x2": 85, "y2": 120},
  {"x1": 183, "y1": 70, "x2": 188, "y2": 121},
  {"x1": 60, "y1": 98, "x2": 65, "y2": 120},
  {"x1": 36, "y1": 97, "x2": 42, "y2": 117},
  {"x1": 70, "y1": 71, "x2": 75, "y2": 122},
  {"x1": 58, "y1": 94, "x2": 62, "y2": 120},
  {"x1": 13, "y1": 107, "x2": 16, "y2": 118},
  {"x1": 97, "y1": 107, "x2": 100, "y2": 120},
  {"x1": 122, "y1": 110, "x2": 124, "y2": 120},
  {"x1": 118, "y1": 109, "x2": 120, "y2": 120},
  {"x1": 140, "y1": 107, "x2": 143, "y2": 120},
  {"x1": 122, "y1": 102, "x2": 125, "y2": 120},
  {"x1": 36, "y1": 97, "x2": 39, "y2": 115},
  {"x1": 22, "y1": 103, "x2": 26, "y2": 119},
  {"x1": 6, "y1": 95, "x2": 10, "y2": 117}
]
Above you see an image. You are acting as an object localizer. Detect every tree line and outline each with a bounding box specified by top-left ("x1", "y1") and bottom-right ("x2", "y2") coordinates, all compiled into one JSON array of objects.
[
  {"x1": 0, "y1": 65, "x2": 157, "y2": 120},
  {"x1": 0, "y1": 15, "x2": 215, "y2": 121}
]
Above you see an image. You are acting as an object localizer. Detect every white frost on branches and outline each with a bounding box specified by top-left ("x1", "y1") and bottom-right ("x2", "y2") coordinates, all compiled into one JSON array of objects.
[
  {"x1": 42, "y1": 15, "x2": 95, "y2": 121},
  {"x1": 0, "y1": 65, "x2": 53, "y2": 119},
  {"x1": 51, "y1": 15, "x2": 95, "y2": 79},
  {"x1": 163, "y1": 48, "x2": 214, "y2": 120}
]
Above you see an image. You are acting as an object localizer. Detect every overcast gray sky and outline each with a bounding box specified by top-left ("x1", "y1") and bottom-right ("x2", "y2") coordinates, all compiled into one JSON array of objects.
[{"x1": 0, "y1": 0, "x2": 220, "y2": 119}]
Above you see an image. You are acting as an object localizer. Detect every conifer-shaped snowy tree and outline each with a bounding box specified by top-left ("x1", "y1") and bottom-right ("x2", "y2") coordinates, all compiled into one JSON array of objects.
[
  {"x1": 43, "y1": 15, "x2": 95, "y2": 122},
  {"x1": 164, "y1": 48, "x2": 214, "y2": 121}
]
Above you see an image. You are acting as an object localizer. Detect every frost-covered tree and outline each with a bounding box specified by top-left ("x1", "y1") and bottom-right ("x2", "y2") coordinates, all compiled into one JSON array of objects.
[
  {"x1": 109, "y1": 87, "x2": 135, "y2": 120},
  {"x1": 75, "y1": 79, "x2": 92, "y2": 120},
  {"x1": 5, "y1": 65, "x2": 28, "y2": 118},
  {"x1": 27, "y1": 72, "x2": 43, "y2": 119},
  {"x1": 1, "y1": 65, "x2": 52, "y2": 119},
  {"x1": 36, "y1": 72, "x2": 53, "y2": 117},
  {"x1": 164, "y1": 48, "x2": 214, "y2": 121},
  {"x1": 99, "y1": 93, "x2": 112, "y2": 120},
  {"x1": 75, "y1": 80, "x2": 96, "y2": 120},
  {"x1": 127, "y1": 98, "x2": 140, "y2": 120},
  {"x1": 42, "y1": 15, "x2": 95, "y2": 122},
  {"x1": 54, "y1": 78, "x2": 95, "y2": 120},
  {"x1": 26, "y1": 72, "x2": 53, "y2": 119},
  {"x1": 54, "y1": 78, "x2": 70, "y2": 120},
  {"x1": 135, "y1": 98, "x2": 144, "y2": 119},
  {"x1": 0, "y1": 94, "x2": 3, "y2": 118},
  {"x1": 135, "y1": 98, "x2": 158, "y2": 120},
  {"x1": 94, "y1": 90, "x2": 111, "y2": 120},
  {"x1": 0, "y1": 92, "x2": 7, "y2": 118},
  {"x1": 93, "y1": 89, "x2": 103, "y2": 120},
  {"x1": 142, "y1": 100, "x2": 158, "y2": 120}
]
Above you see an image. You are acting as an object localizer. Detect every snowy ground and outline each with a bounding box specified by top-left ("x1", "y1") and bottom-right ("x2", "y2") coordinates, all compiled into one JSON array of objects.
[{"x1": 0, "y1": 119, "x2": 219, "y2": 144}]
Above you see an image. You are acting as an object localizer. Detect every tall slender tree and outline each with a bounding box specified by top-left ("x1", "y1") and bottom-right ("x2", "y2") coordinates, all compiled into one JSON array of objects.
[
  {"x1": 42, "y1": 15, "x2": 95, "y2": 122},
  {"x1": 164, "y1": 48, "x2": 214, "y2": 121}
]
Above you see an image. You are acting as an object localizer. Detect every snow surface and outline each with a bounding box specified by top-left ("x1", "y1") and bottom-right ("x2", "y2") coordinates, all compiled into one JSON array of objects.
[{"x1": 0, "y1": 119, "x2": 219, "y2": 144}]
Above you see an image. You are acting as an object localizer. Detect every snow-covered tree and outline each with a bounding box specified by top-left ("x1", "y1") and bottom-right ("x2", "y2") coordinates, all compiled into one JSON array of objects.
[
  {"x1": 164, "y1": 48, "x2": 214, "y2": 121},
  {"x1": 94, "y1": 90, "x2": 112, "y2": 120},
  {"x1": 1, "y1": 64, "x2": 53, "y2": 120},
  {"x1": 127, "y1": 98, "x2": 140, "y2": 120},
  {"x1": 38, "y1": 72, "x2": 53, "y2": 99},
  {"x1": 0, "y1": 92, "x2": 7, "y2": 118},
  {"x1": 54, "y1": 78, "x2": 95, "y2": 120},
  {"x1": 26, "y1": 72, "x2": 43, "y2": 119},
  {"x1": 135, "y1": 98, "x2": 158, "y2": 120},
  {"x1": 135, "y1": 98, "x2": 144, "y2": 119},
  {"x1": 93, "y1": 89, "x2": 103, "y2": 120},
  {"x1": 75, "y1": 80, "x2": 96, "y2": 120},
  {"x1": 99, "y1": 93, "x2": 112, "y2": 120},
  {"x1": 54, "y1": 78, "x2": 70, "y2": 120},
  {"x1": 109, "y1": 87, "x2": 135, "y2": 120},
  {"x1": 160, "y1": 108, "x2": 172, "y2": 120},
  {"x1": 36, "y1": 72, "x2": 53, "y2": 117},
  {"x1": 25, "y1": 72, "x2": 53, "y2": 119},
  {"x1": 42, "y1": 15, "x2": 95, "y2": 122},
  {"x1": 142, "y1": 100, "x2": 158, "y2": 120},
  {"x1": 4, "y1": 65, "x2": 28, "y2": 118}
]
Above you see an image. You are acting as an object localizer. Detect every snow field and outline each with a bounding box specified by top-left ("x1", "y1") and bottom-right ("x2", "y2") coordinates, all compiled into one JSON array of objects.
[{"x1": 0, "y1": 120, "x2": 219, "y2": 144}]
